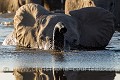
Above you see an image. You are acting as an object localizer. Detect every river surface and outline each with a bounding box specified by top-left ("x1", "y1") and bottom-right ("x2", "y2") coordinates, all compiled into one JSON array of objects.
[{"x1": 0, "y1": 17, "x2": 120, "y2": 80}]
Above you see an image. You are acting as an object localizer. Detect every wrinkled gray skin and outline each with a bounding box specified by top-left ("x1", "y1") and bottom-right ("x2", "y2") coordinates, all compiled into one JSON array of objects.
[
  {"x1": 2, "y1": 3, "x2": 115, "y2": 51},
  {"x1": 36, "y1": 14, "x2": 79, "y2": 50},
  {"x1": 69, "y1": 7, "x2": 115, "y2": 49}
]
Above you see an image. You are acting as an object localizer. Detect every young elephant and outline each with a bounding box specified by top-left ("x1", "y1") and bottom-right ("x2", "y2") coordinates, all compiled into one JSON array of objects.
[
  {"x1": 3, "y1": 3, "x2": 79, "y2": 50},
  {"x1": 2, "y1": 3, "x2": 115, "y2": 50}
]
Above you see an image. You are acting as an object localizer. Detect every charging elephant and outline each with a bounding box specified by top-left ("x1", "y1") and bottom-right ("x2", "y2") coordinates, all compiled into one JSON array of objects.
[{"x1": 2, "y1": 3, "x2": 115, "y2": 50}]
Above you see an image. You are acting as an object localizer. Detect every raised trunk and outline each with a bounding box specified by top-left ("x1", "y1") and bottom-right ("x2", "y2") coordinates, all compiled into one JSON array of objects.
[{"x1": 53, "y1": 22, "x2": 67, "y2": 50}]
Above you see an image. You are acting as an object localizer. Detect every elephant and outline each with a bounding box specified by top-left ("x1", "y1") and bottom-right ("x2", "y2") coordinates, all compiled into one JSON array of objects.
[
  {"x1": 3, "y1": 3, "x2": 79, "y2": 50},
  {"x1": 0, "y1": 0, "x2": 65, "y2": 13},
  {"x1": 65, "y1": 0, "x2": 115, "y2": 14},
  {"x1": 65, "y1": 0, "x2": 120, "y2": 28},
  {"x1": 23, "y1": 0, "x2": 65, "y2": 11},
  {"x1": 0, "y1": 0, "x2": 25, "y2": 13},
  {"x1": 69, "y1": 7, "x2": 115, "y2": 49},
  {"x1": 93, "y1": 0, "x2": 115, "y2": 12},
  {"x1": 2, "y1": 3, "x2": 115, "y2": 50},
  {"x1": 92, "y1": 0, "x2": 120, "y2": 28},
  {"x1": 0, "y1": 0, "x2": 42, "y2": 13},
  {"x1": 65, "y1": 0, "x2": 95, "y2": 14},
  {"x1": 113, "y1": 0, "x2": 120, "y2": 28}
]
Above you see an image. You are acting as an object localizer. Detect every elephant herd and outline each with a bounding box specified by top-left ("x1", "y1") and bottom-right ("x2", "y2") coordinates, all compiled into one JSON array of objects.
[
  {"x1": 0, "y1": 0, "x2": 120, "y2": 28},
  {"x1": 2, "y1": 3, "x2": 115, "y2": 50},
  {"x1": 0, "y1": 0, "x2": 120, "y2": 50}
]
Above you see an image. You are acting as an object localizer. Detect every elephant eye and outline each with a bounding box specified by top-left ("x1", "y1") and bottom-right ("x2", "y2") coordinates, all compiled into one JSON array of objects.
[{"x1": 40, "y1": 17, "x2": 46, "y2": 24}]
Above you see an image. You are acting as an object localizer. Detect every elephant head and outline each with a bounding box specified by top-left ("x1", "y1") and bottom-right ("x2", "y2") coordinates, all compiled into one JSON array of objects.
[
  {"x1": 36, "y1": 14, "x2": 79, "y2": 50},
  {"x1": 37, "y1": 21, "x2": 67, "y2": 50},
  {"x1": 13, "y1": 3, "x2": 79, "y2": 50}
]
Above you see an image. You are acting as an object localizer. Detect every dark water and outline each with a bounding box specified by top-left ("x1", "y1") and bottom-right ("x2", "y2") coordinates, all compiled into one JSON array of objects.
[{"x1": 0, "y1": 18, "x2": 120, "y2": 80}]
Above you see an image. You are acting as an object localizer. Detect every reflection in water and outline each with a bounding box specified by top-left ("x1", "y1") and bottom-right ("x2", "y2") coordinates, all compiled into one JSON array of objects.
[
  {"x1": 11, "y1": 68, "x2": 116, "y2": 80},
  {"x1": 1, "y1": 14, "x2": 120, "y2": 80},
  {"x1": 0, "y1": 42, "x2": 119, "y2": 80}
]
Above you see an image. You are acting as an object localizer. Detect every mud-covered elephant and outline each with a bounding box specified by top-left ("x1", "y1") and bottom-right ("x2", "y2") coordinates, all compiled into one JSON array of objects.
[{"x1": 2, "y1": 3, "x2": 115, "y2": 50}]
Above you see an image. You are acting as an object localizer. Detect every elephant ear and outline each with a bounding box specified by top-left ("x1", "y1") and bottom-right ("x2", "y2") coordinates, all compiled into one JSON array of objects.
[
  {"x1": 69, "y1": 7, "x2": 115, "y2": 48},
  {"x1": 14, "y1": 3, "x2": 50, "y2": 48}
]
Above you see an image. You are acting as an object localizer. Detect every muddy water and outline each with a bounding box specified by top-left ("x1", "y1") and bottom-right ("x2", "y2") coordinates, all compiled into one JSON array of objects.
[{"x1": 0, "y1": 18, "x2": 120, "y2": 80}]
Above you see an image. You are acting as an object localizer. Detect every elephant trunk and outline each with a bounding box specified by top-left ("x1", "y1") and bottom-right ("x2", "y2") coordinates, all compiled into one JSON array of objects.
[{"x1": 53, "y1": 22, "x2": 67, "y2": 50}]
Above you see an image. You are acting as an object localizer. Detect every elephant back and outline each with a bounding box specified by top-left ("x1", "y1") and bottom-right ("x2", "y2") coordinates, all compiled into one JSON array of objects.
[
  {"x1": 69, "y1": 7, "x2": 115, "y2": 48},
  {"x1": 14, "y1": 3, "x2": 50, "y2": 48}
]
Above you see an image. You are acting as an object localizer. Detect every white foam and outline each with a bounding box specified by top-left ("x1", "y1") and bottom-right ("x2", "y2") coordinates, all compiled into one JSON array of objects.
[{"x1": 2, "y1": 32, "x2": 16, "y2": 46}]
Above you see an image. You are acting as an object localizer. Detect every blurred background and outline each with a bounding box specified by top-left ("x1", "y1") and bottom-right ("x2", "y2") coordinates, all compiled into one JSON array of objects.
[{"x1": 0, "y1": 0, "x2": 120, "y2": 28}]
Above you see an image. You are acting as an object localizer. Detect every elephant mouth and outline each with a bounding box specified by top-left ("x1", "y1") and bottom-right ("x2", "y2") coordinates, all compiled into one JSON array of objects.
[{"x1": 52, "y1": 22, "x2": 67, "y2": 50}]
